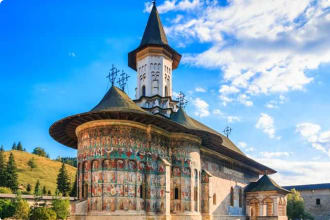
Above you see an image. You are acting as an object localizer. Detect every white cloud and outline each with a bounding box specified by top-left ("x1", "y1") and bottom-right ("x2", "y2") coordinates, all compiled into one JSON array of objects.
[
  {"x1": 238, "y1": 141, "x2": 255, "y2": 153},
  {"x1": 256, "y1": 113, "x2": 279, "y2": 139},
  {"x1": 144, "y1": 0, "x2": 202, "y2": 13},
  {"x1": 265, "y1": 95, "x2": 287, "y2": 109},
  {"x1": 296, "y1": 123, "x2": 330, "y2": 157},
  {"x1": 237, "y1": 94, "x2": 253, "y2": 107},
  {"x1": 260, "y1": 151, "x2": 291, "y2": 159},
  {"x1": 163, "y1": 0, "x2": 330, "y2": 104},
  {"x1": 254, "y1": 158, "x2": 330, "y2": 185},
  {"x1": 212, "y1": 109, "x2": 240, "y2": 123},
  {"x1": 68, "y1": 52, "x2": 76, "y2": 57},
  {"x1": 192, "y1": 97, "x2": 210, "y2": 117},
  {"x1": 195, "y1": 87, "x2": 206, "y2": 92},
  {"x1": 0, "y1": 0, "x2": 3, "y2": 3}
]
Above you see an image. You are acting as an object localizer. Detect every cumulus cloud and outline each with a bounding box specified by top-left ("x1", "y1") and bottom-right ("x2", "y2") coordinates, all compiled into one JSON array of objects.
[
  {"x1": 144, "y1": 0, "x2": 202, "y2": 13},
  {"x1": 213, "y1": 109, "x2": 240, "y2": 123},
  {"x1": 162, "y1": 0, "x2": 330, "y2": 105},
  {"x1": 265, "y1": 95, "x2": 287, "y2": 109},
  {"x1": 195, "y1": 87, "x2": 206, "y2": 92},
  {"x1": 254, "y1": 158, "x2": 330, "y2": 185},
  {"x1": 260, "y1": 151, "x2": 291, "y2": 159},
  {"x1": 256, "y1": 113, "x2": 279, "y2": 139},
  {"x1": 238, "y1": 141, "x2": 254, "y2": 153},
  {"x1": 296, "y1": 122, "x2": 330, "y2": 157},
  {"x1": 192, "y1": 97, "x2": 210, "y2": 117}
]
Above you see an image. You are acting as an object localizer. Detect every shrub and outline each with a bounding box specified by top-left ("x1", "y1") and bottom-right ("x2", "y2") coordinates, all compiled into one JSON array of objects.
[
  {"x1": 52, "y1": 197, "x2": 70, "y2": 219},
  {"x1": 13, "y1": 197, "x2": 30, "y2": 220},
  {"x1": 29, "y1": 206, "x2": 56, "y2": 220},
  {"x1": 0, "y1": 199, "x2": 15, "y2": 219},
  {"x1": 0, "y1": 186, "x2": 13, "y2": 194}
]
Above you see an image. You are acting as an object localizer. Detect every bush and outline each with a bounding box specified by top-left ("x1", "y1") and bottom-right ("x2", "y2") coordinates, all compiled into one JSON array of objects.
[
  {"x1": 29, "y1": 206, "x2": 56, "y2": 220},
  {"x1": 13, "y1": 197, "x2": 30, "y2": 220},
  {"x1": 0, "y1": 186, "x2": 13, "y2": 194},
  {"x1": 52, "y1": 197, "x2": 70, "y2": 219},
  {"x1": 0, "y1": 199, "x2": 15, "y2": 219}
]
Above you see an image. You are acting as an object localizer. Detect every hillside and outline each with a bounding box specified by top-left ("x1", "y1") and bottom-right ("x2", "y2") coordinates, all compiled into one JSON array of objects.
[{"x1": 3, "y1": 150, "x2": 77, "y2": 195}]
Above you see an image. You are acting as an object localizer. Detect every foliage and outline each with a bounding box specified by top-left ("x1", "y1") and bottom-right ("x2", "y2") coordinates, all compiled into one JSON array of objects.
[
  {"x1": 12, "y1": 142, "x2": 17, "y2": 150},
  {"x1": 55, "y1": 156, "x2": 77, "y2": 168},
  {"x1": 34, "y1": 179, "x2": 41, "y2": 196},
  {"x1": 0, "y1": 199, "x2": 15, "y2": 219},
  {"x1": 52, "y1": 197, "x2": 70, "y2": 219},
  {"x1": 26, "y1": 183, "x2": 32, "y2": 193},
  {"x1": 287, "y1": 189, "x2": 314, "y2": 220},
  {"x1": 48, "y1": 189, "x2": 52, "y2": 196},
  {"x1": 29, "y1": 206, "x2": 57, "y2": 220},
  {"x1": 32, "y1": 147, "x2": 48, "y2": 158},
  {"x1": 57, "y1": 163, "x2": 71, "y2": 196},
  {"x1": 28, "y1": 157, "x2": 37, "y2": 170},
  {"x1": 13, "y1": 196, "x2": 30, "y2": 220},
  {"x1": 6, "y1": 152, "x2": 18, "y2": 192},
  {"x1": 0, "y1": 187, "x2": 12, "y2": 194},
  {"x1": 70, "y1": 171, "x2": 77, "y2": 197},
  {"x1": 42, "y1": 186, "x2": 47, "y2": 195},
  {"x1": 0, "y1": 149, "x2": 6, "y2": 187},
  {"x1": 17, "y1": 141, "x2": 23, "y2": 151}
]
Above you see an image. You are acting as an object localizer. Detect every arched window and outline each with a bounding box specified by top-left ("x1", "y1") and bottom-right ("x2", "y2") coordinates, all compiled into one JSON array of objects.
[
  {"x1": 165, "y1": 86, "x2": 168, "y2": 96},
  {"x1": 175, "y1": 187, "x2": 179, "y2": 200},
  {"x1": 142, "y1": 85, "x2": 146, "y2": 96},
  {"x1": 150, "y1": 63, "x2": 153, "y2": 70},
  {"x1": 230, "y1": 187, "x2": 234, "y2": 206},
  {"x1": 213, "y1": 193, "x2": 216, "y2": 205}
]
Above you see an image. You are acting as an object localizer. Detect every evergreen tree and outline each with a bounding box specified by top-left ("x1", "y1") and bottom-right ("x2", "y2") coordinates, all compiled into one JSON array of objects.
[
  {"x1": 12, "y1": 142, "x2": 17, "y2": 150},
  {"x1": 26, "y1": 184, "x2": 32, "y2": 193},
  {"x1": 34, "y1": 180, "x2": 40, "y2": 196},
  {"x1": 47, "y1": 190, "x2": 51, "y2": 196},
  {"x1": 0, "y1": 148, "x2": 6, "y2": 187},
  {"x1": 5, "y1": 152, "x2": 18, "y2": 192},
  {"x1": 32, "y1": 147, "x2": 47, "y2": 157},
  {"x1": 70, "y1": 171, "x2": 78, "y2": 197},
  {"x1": 0, "y1": 145, "x2": 4, "y2": 151},
  {"x1": 17, "y1": 142, "x2": 23, "y2": 151},
  {"x1": 56, "y1": 163, "x2": 71, "y2": 196},
  {"x1": 27, "y1": 157, "x2": 37, "y2": 170},
  {"x1": 42, "y1": 186, "x2": 47, "y2": 195}
]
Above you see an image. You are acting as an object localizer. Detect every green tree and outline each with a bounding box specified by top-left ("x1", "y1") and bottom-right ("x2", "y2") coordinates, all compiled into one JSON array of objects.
[
  {"x1": 17, "y1": 141, "x2": 23, "y2": 151},
  {"x1": 26, "y1": 184, "x2": 32, "y2": 193},
  {"x1": 42, "y1": 186, "x2": 47, "y2": 195},
  {"x1": 34, "y1": 180, "x2": 41, "y2": 196},
  {"x1": 0, "y1": 145, "x2": 4, "y2": 151},
  {"x1": 32, "y1": 147, "x2": 48, "y2": 157},
  {"x1": 0, "y1": 187, "x2": 12, "y2": 194},
  {"x1": 52, "y1": 197, "x2": 70, "y2": 220},
  {"x1": 29, "y1": 206, "x2": 56, "y2": 220},
  {"x1": 56, "y1": 163, "x2": 71, "y2": 196},
  {"x1": 47, "y1": 189, "x2": 52, "y2": 196},
  {"x1": 0, "y1": 148, "x2": 6, "y2": 187},
  {"x1": 0, "y1": 199, "x2": 15, "y2": 219},
  {"x1": 27, "y1": 157, "x2": 37, "y2": 170},
  {"x1": 5, "y1": 152, "x2": 18, "y2": 192},
  {"x1": 12, "y1": 142, "x2": 17, "y2": 150},
  {"x1": 70, "y1": 171, "x2": 77, "y2": 197},
  {"x1": 13, "y1": 195, "x2": 30, "y2": 220},
  {"x1": 287, "y1": 189, "x2": 314, "y2": 220}
]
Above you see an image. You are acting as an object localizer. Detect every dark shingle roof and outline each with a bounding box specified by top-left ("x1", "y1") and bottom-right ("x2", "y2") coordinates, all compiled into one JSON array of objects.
[
  {"x1": 245, "y1": 175, "x2": 289, "y2": 194},
  {"x1": 91, "y1": 86, "x2": 147, "y2": 114},
  {"x1": 140, "y1": 3, "x2": 168, "y2": 47},
  {"x1": 283, "y1": 183, "x2": 330, "y2": 191}
]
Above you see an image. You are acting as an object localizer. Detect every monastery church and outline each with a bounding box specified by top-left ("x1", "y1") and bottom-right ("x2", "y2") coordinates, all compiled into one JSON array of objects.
[{"x1": 50, "y1": 3, "x2": 289, "y2": 220}]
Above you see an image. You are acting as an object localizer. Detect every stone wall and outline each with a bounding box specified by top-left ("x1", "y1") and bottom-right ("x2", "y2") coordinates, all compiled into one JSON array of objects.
[{"x1": 300, "y1": 189, "x2": 330, "y2": 220}]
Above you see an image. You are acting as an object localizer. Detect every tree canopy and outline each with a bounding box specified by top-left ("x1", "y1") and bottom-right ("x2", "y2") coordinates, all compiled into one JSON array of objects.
[
  {"x1": 287, "y1": 189, "x2": 314, "y2": 220},
  {"x1": 56, "y1": 163, "x2": 71, "y2": 196},
  {"x1": 32, "y1": 147, "x2": 48, "y2": 158},
  {"x1": 5, "y1": 152, "x2": 18, "y2": 192}
]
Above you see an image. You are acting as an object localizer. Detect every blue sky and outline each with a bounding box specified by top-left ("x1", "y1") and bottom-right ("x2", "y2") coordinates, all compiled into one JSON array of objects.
[{"x1": 1, "y1": 0, "x2": 330, "y2": 185}]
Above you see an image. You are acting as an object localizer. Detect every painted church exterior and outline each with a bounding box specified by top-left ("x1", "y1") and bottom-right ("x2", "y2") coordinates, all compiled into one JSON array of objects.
[{"x1": 50, "y1": 3, "x2": 289, "y2": 220}]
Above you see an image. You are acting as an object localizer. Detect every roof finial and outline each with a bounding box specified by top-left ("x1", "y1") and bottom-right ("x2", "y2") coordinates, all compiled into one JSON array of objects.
[
  {"x1": 117, "y1": 70, "x2": 130, "y2": 92},
  {"x1": 152, "y1": 0, "x2": 156, "y2": 6},
  {"x1": 223, "y1": 126, "x2": 232, "y2": 138},
  {"x1": 107, "y1": 64, "x2": 120, "y2": 86},
  {"x1": 177, "y1": 91, "x2": 188, "y2": 109}
]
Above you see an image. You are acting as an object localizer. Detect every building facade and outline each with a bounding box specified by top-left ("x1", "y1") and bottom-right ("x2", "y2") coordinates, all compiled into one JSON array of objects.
[
  {"x1": 284, "y1": 183, "x2": 330, "y2": 220},
  {"x1": 49, "y1": 3, "x2": 289, "y2": 220}
]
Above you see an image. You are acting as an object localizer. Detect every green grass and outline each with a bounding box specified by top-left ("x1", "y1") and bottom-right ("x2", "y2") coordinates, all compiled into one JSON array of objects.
[{"x1": 3, "y1": 150, "x2": 77, "y2": 195}]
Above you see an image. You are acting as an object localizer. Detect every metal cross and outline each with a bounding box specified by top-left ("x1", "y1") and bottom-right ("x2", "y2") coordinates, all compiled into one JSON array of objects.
[
  {"x1": 117, "y1": 70, "x2": 130, "y2": 91},
  {"x1": 152, "y1": 0, "x2": 156, "y2": 6},
  {"x1": 177, "y1": 91, "x2": 188, "y2": 109},
  {"x1": 223, "y1": 126, "x2": 232, "y2": 138},
  {"x1": 106, "y1": 64, "x2": 120, "y2": 86}
]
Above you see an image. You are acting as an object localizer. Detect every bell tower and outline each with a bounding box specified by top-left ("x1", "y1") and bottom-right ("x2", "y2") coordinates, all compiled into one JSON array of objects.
[{"x1": 128, "y1": 2, "x2": 181, "y2": 117}]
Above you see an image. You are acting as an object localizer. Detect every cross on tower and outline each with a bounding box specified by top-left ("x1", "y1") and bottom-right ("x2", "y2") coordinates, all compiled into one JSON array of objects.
[
  {"x1": 117, "y1": 70, "x2": 130, "y2": 91},
  {"x1": 106, "y1": 64, "x2": 120, "y2": 86},
  {"x1": 177, "y1": 91, "x2": 188, "y2": 109},
  {"x1": 223, "y1": 126, "x2": 232, "y2": 138}
]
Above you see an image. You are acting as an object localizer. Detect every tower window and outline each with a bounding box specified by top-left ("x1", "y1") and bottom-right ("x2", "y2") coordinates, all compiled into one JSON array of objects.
[
  {"x1": 230, "y1": 187, "x2": 234, "y2": 206},
  {"x1": 316, "y1": 198, "x2": 321, "y2": 205},
  {"x1": 239, "y1": 188, "x2": 243, "y2": 207},
  {"x1": 175, "y1": 187, "x2": 179, "y2": 200},
  {"x1": 165, "y1": 86, "x2": 168, "y2": 96},
  {"x1": 142, "y1": 85, "x2": 146, "y2": 96},
  {"x1": 140, "y1": 185, "x2": 143, "y2": 198},
  {"x1": 213, "y1": 193, "x2": 216, "y2": 205}
]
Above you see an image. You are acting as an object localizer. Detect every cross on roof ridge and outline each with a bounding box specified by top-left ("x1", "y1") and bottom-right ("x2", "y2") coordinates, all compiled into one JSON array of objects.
[
  {"x1": 106, "y1": 64, "x2": 120, "y2": 86},
  {"x1": 177, "y1": 91, "x2": 188, "y2": 109}
]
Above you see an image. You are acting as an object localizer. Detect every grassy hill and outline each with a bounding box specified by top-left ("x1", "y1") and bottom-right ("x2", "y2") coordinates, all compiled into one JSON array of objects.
[{"x1": 3, "y1": 150, "x2": 77, "y2": 195}]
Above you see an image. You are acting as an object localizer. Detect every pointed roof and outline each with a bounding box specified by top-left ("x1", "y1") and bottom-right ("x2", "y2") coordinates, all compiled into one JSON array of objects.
[
  {"x1": 91, "y1": 86, "x2": 146, "y2": 113},
  {"x1": 128, "y1": 3, "x2": 181, "y2": 71},
  {"x1": 245, "y1": 175, "x2": 289, "y2": 194},
  {"x1": 140, "y1": 3, "x2": 168, "y2": 47}
]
